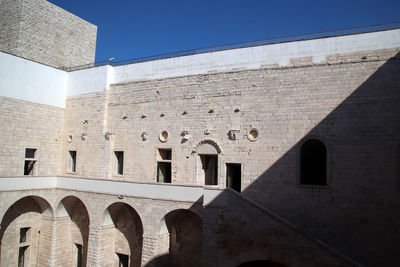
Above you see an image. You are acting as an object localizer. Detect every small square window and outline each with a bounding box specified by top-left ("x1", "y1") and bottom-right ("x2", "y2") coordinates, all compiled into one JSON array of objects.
[
  {"x1": 20, "y1": 227, "x2": 30, "y2": 243},
  {"x1": 157, "y1": 149, "x2": 171, "y2": 161},
  {"x1": 25, "y1": 148, "x2": 36, "y2": 159}
]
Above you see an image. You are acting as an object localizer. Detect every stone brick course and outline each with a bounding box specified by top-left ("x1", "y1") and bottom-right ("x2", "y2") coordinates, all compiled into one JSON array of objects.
[{"x1": 0, "y1": 0, "x2": 97, "y2": 68}]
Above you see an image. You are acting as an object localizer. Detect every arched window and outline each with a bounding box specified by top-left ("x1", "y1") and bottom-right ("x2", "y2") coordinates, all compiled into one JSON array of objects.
[{"x1": 300, "y1": 139, "x2": 327, "y2": 186}]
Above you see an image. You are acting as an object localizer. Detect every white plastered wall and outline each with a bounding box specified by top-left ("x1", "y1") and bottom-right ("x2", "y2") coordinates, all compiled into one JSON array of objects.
[
  {"x1": 66, "y1": 29, "x2": 400, "y2": 97},
  {"x1": 0, "y1": 52, "x2": 67, "y2": 107}
]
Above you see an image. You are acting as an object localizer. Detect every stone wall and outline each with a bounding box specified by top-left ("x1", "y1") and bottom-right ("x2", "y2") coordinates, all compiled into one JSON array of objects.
[
  {"x1": 0, "y1": 185, "x2": 355, "y2": 267},
  {"x1": 61, "y1": 48, "x2": 400, "y2": 266},
  {"x1": 0, "y1": 0, "x2": 97, "y2": 68},
  {"x1": 0, "y1": 97, "x2": 64, "y2": 177}
]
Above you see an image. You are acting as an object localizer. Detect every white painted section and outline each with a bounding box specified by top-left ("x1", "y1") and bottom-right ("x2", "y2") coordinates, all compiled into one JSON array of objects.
[
  {"x1": 0, "y1": 177, "x2": 58, "y2": 191},
  {"x1": 66, "y1": 29, "x2": 400, "y2": 96},
  {"x1": 110, "y1": 29, "x2": 400, "y2": 83},
  {"x1": 4, "y1": 30, "x2": 399, "y2": 98},
  {"x1": 0, "y1": 176, "x2": 207, "y2": 203},
  {"x1": 56, "y1": 177, "x2": 205, "y2": 202},
  {"x1": 203, "y1": 188, "x2": 228, "y2": 206},
  {"x1": 66, "y1": 65, "x2": 112, "y2": 96},
  {"x1": 0, "y1": 52, "x2": 67, "y2": 107}
]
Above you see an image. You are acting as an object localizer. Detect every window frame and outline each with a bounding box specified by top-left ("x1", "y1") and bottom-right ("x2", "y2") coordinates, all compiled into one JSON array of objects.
[
  {"x1": 156, "y1": 148, "x2": 172, "y2": 183},
  {"x1": 67, "y1": 150, "x2": 77, "y2": 173},
  {"x1": 23, "y1": 148, "x2": 38, "y2": 176},
  {"x1": 114, "y1": 151, "x2": 124, "y2": 176}
]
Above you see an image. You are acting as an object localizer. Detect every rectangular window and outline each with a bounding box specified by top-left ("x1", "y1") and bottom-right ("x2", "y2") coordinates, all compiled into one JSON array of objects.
[
  {"x1": 226, "y1": 163, "x2": 241, "y2": 193},
  {"x1": 25, "y1": 148, "x2": 36, "y2": 158},
  {"x1": 114, "y1": 151, "x2": 124, "y2": 175},
  {"x1": 117, "y1": 253, "x2": 129, "y2": 267},
  {"x1": 68, "y1": 151, "x2": 77, "y2": 172},
  {"x1": 157, "y1": 149, "x2": 172, "y2": 183},
  {"x1": 75, "y1": 244, "x2": 83, "y2": 267},
  {"x1": 18, "y1": 246, "x2": 28, "y2": 267},
  {"x1": 24, "y1": 148, "x2": 37, "y2": 176},
  {"x1": 201, "y1": 155, "x2": 218, "y2": 185},
  {"x1": 19, "y1": 227, "x2": 30, "y2": 243}
]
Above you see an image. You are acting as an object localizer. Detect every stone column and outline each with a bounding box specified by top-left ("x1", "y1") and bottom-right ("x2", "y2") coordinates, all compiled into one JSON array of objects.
[
  {"x1": 86, "y1": 226, "x2": 102, "y2": 267},
  {"x1": 141, "y1": 235, "x2": 158, "y2": 266}
]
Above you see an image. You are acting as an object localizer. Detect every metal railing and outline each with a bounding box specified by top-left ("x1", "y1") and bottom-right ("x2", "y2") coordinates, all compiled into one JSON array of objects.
[{"x1": 62, "y1": 22, "x2": 400, "y2": 71}]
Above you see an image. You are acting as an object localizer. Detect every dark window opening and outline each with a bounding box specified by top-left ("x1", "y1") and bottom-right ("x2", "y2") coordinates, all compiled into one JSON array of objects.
[
  {"x1": 25, "y1": 148, "x2": 36, "y2": 158},
  {"x1": 24, "y1": 148, "x2": 37, "y2": 175},
  {"x1": 201, "y1": 155, "x2": 218, "y2": 185},
  {"x1": 157, "y1": 149, "x2": 172, "y2": 183},
  {"x1": 157, "y1": 162, "x2": 171, "y2": 183},
  {"x1": 300, "y1": 139, "x2": 327, "y2": 185},
  {"x1": 68, "y1": 151, "x2": 77, "y2": 172},
  {"x1": 158, "y1": 149, "x2": 171, "y2": 160},
  {"x1": 117, "y1": 253, "x2": 129, "y2": 267},
  {"x1": 115, "y1": 151, "x2": 124, "y2": 175},
  {"x1": 18, "y1": 246, "x2": 28, "y2": 267},
  {"x1": 19, "y1": 227, "x2": 30, "y2": 243},
  {"x1": 76, "y1": 244, "x2": 82, "y2": 267},
  {"x1": 24, "y1": 161, "x2": 36, "y2": 176},
  {"x1": 226, "y1": 163, "x2": 241, "y2": 192}
]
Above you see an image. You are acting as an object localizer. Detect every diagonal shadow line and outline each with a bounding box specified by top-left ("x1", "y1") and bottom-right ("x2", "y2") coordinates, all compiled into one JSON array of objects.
[{"x1": 202, "y1": 52, "x2": 400, "y2": 267}]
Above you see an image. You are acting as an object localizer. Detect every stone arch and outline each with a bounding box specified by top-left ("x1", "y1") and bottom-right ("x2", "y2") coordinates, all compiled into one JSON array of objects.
[
  {"x1": 195, "y1": 140, "x2": 222, "y2": 186},
  {"x1": 101, "y1": 202, "x2": 143, "y2": 267},
  {"x1": 155, "y1": 209, "x2": 202, "y2": 267},
  {"x1": 0, "y1": 195, "x2": 53, "y2": 267},
  {"x1": 54, "y1": 195, "x2": 90, "y2": 267},
  {"x1": 195, "y1": 139, "x2": 222, "y2": 154}
]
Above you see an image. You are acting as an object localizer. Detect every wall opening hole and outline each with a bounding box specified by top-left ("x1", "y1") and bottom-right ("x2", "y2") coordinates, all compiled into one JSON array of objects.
[
  {"x1": 157, "y1": 149, "x2": 172, "y2": 183},
  {"x1": 68, "y1": 151, "x2": 77, "y2": 172},
  {"x1": 226, "y1": 163, "x2": 241, "y2": 192},
  {"x1": 159, "y1": 131, "x2": 169, "y2": 142},
  {"x1": 114, "y1": 151, "x2": 124, "y2": 175},
  {"x1": 247, "y1": 128, "x2": 259, "y2": 141},
  {"x1": 201, "y1": 155, "x2": 218, "y2": 185}
]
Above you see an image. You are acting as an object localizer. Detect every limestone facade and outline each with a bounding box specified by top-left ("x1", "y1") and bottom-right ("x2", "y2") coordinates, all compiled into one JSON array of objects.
[
  {"x1": 1, "y1": 1, "x2": 400, "y2": 266},
  {"x1": 0, "y1": 0, "x2": 97, "y2": 68}
]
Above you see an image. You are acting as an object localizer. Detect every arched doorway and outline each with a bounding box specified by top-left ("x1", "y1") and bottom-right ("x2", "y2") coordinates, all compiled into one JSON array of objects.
[
  {"x1": 102, "y1": 202, "x2": 143, "y2": 267},
  {"x1": 0, "y1": 196, "x2": 53, "y2": 266},
  {"x1": 196, "y1": 140, "x2": 221, "y2": 186}
]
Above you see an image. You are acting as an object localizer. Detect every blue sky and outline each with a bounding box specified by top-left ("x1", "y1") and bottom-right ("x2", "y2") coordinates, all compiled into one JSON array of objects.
[{"x1": 48, "y1": 0, "x2": 400, "y2": 62}]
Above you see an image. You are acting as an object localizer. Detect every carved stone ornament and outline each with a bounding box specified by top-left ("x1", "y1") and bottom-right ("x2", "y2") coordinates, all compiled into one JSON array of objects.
[
  {"x1": 228, "y1": 130, "x2": 240, "y2": 140},
  {"x1": 141, "y1": 132, "x2": 149, "y2": 141},
  {"x1": 247, "y1": 128, "x2": 259, "y2": 141},
  {"x1": 181, "y1": 130, "x2": 192, "y2": 141},
  {"x1": 159, "y1": 130, "x2": 169, "y2": 142}
]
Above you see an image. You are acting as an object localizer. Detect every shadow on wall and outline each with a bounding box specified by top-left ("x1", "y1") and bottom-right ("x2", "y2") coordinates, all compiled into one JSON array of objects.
[
  {"x1": 144, "y1": 208, "x2": 202, "y2": 267},
  {"x1": 203, "y1": 52, "x2": 400, "y2": 267}
]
